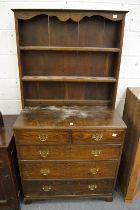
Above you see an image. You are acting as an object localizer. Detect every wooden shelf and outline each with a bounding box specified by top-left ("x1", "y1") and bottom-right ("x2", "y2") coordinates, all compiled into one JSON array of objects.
[
  {"x1": 22, "y1": 76, "x2": 117, "y2": 83},
  {"x1": 25, "y1": 99, "x2": 111, "y2": 106},
  {"x1": 15, "y1": 10, "x2": 126, "y2": 109},
  {"x1": 19, "y1": 46, "x2": 120, "y2": 52}
]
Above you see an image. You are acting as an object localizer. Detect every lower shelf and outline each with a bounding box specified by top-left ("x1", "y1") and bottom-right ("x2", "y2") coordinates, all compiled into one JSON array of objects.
[{"x1": 25, "y1": 99, "x2": 112, "y2": 106}]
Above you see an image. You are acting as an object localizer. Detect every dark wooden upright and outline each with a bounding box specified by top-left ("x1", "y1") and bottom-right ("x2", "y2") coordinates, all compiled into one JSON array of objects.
[
  {"x1": 118, "y1": 88, "x2": 140, "y2": 202},
  {"x1": 13, "y1": 9, "x2": 127, "y2": 203},
  {"x1": 0, "y1": 114, "x2": 21, "y2": 210}
]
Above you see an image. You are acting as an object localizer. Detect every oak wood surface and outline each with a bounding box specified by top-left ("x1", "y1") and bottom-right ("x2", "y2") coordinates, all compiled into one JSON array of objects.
[
  {"x1": 21, "y1": 76, "x2": 117, "y2": 83},
  {"x1": 21, "y1": 161, "x2": 118, "y2": 180},
  {"x1": 15, "y1": 130, "x2": 69, "y2": 145},
  {"x1": 0, "y1": 115, "x2": 20, "y2": 210},
  {"x1": 23, "y1": 179, "x2": 115, "y2": 197},
  {"x1": 118, "y1": 87, "x2": 140, "y2": 202},
  {"x1": 18, "y1": 145, "x2": 121, "y2": 161},
  {"x1": 13, "y1": 9, "x2": 127, "y2": 108},
  {"x1": 0, "y1": 115, "x2": 17, "y2": 147},
  {"x1": 13, "y1": 9, "x2": 127, "y2": 202},
  {"x1": 13, "y1": 106, "x2": 126, "y2": 130},
  {"x1": 72, "y1": 130, "x2": 124, "y2": 144},
  {"x1": 19, "y1": 46, "x2": 120, "y2": 52},
  {"x1": 25, "y1": 99, "x2": 112, "y2": 106}
]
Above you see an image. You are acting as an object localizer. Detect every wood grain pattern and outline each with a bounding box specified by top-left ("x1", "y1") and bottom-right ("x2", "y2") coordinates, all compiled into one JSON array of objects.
[
  {"x1": 21, "y1": 51, "x2": 116, "y2": 77},
  {"x1": 13, "y1": 9, "x2": 127, "y2": 22},
  {"x1": 72, "y1": 130, "x2": 124, "y2": 144},
  {"x1": 21, "y1": 76, "x2": 117, "y2": 83},
  {"x1": 21, "y1": 161, "x2": 118, "y2": 179},
  {"x1": 18, "y1": 145, "x2": 121, "y2": 161},
  {"x1": 15, "y1": 130, "x2": 69, "y2": 145},
  {"x1": 13, "y1": 9, "x2": 127, "y2": 108},
  {"x1": 13, "y1": 106, "x2": 126, "y2": 130},
  {"x1": 23, "y1": 179, "x2": 115, "y2": 197},
  {"x1": 0, "y1": 115, "x2": 20, "y2": 210},
  {"x1": 20, "y1": 46, "x2": 120, "y2": 52},
  {"x1": 118, "y1": 88, "x2": 140, "y2": 202}
]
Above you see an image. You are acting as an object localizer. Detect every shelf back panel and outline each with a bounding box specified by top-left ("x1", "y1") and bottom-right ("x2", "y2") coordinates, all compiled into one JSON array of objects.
[
  {"x1": 19, "y1": 15, "x2": 121, "y2": 48},
  {"x1": 23, "y1": 82, "x2": 113, "y2": 106},
  {"x1": 21, "y1": 51, "x2": 117, "y2": 77}
]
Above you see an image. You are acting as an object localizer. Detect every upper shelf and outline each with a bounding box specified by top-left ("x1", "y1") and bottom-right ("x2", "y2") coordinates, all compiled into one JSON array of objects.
[
  {"x1": 19, "y1": 46, "x2": 120, "y2": 52},
  {"x1": 21, "y1": 76, "x2": 117, "y2": 83}
]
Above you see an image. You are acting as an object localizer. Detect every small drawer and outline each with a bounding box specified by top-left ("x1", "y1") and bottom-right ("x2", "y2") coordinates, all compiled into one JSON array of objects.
[
  {"x1": 21, "y1": 161, "x2": 118, "y2": 180},
  {"x1": 72, "y1": 130, "x2": 124, "y2": 144},
  {"x1": 23, "y1": 179, "x2": 115, "y2": 197},
  {"x1": 19, "y1": 145, "x2": 121, "y2": 161},
  {"x1": 14, "y1": 130, "x2": 69, "y2": 145}
]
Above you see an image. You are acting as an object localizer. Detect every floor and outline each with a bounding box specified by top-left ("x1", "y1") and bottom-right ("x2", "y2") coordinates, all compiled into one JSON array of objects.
[{"x1": 21, "y1": 186, "x2": 140, "y2": 210}]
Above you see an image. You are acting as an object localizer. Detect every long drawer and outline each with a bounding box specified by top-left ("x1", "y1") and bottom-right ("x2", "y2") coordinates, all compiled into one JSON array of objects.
[
  {"x1": 21, "y1": 161, "x2": 118, "y2": 179},
  {"x1": 23, "y1": 179, "x2": 115, "y2": 197},
  {"x1": 14, "y1": 130, "x2": 69, "y2": 145},
  {"x1": 19, "y1": 145, "x2": 121, "y2": 161},
  {"x1": 72, "y1": 130, "x2": 124, "y2": 144}
]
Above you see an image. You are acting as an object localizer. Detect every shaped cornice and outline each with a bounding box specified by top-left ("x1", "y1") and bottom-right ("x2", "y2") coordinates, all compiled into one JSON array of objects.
[{"x1": 15, "y1": 11, "x2": 125, "y2": 22}]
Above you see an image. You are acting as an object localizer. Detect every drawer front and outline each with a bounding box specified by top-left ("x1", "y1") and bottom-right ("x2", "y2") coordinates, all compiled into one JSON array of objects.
[
  {"x1": 19, "y1": 145, "x2": 121, "y2": 161},
  {"x1": 15, "y1": 130, "x2": 69, "y2": 145},
  {"x1": 21, "y1": 161, "x2": 118, "y2": 179},
  {"x1": 72, "y1": 130, "x2": 124, "y2": 144},
  {"x1": 23, "y1": 179, "x2": 114, "y2": 197}
]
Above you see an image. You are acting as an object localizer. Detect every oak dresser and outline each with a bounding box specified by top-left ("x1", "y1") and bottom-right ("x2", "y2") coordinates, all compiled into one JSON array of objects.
[{"x1": 13, "y1": 9, "x2": 127, "y2": 203}]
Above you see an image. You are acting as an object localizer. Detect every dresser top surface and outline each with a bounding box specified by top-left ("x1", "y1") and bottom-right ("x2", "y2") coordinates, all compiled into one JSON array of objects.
[
  {"x1": 14, "y1": 106, "x2": 126, "y2": 130},
  {"x1": 0, "y1": 115, "x2": 17, "y2": 147},
  {"x1": 129, "y1": 87, "x2": 140, "y2": 100}
]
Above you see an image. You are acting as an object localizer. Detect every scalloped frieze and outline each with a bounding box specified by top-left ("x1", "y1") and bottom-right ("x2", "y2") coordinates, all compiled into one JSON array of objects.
[{"x1": 15, "y1": 11, "x2": 125, "y2": 22}]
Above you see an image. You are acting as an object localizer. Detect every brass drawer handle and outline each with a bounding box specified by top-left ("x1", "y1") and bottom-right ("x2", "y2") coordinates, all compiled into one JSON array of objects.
[
  {"x1": 39, "y1": 150, "x2": 49, "y2": 158},
  {"x1": 91, "y1": 150, "x2": 102, "y2": 157},
  {"x1": 38, "y1": 134, "x2": 48, "y2": 142},
  {"x1": 92, "y1": 133, "x2": 103, "y2": 142},
  {"x1": 40, "y1": 168, "x2": 50, "y2": 176},
  {"x1": 89, "y1": 168, "x2": 99, "y2": 175},
  {"x1": 42, "y1": 185, "x2": 51, "y2": 192},
  {"x1": 88, "y1": 184, "x2": 97, "y2": 191}
]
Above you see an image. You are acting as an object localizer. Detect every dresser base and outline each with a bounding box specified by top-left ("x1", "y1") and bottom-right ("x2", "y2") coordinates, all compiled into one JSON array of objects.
[
  {"x1": 14, "y1": 106, "x2": 126, "y2": 204},
  {"x1": 24, "y1": 194, "x2": 113, "y2": 204}
]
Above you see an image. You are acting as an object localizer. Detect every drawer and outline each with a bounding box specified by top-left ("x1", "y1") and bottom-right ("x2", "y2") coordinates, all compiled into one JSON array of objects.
[
  {"x1": 72, "y1": 130, "x2": 124, "y2": 144},
  {"x1": 21, "y1": 161, "x2": 118, "y2": 179},
  {"x1": 23, "y1": 179, "x2": 115, "y2": 197},
  {"x1": 19, "y1": 145, "x2": 121, "y2": 161},
  {"x1": 14, "y1": 130, "x2": 69, "y2": 145}
]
